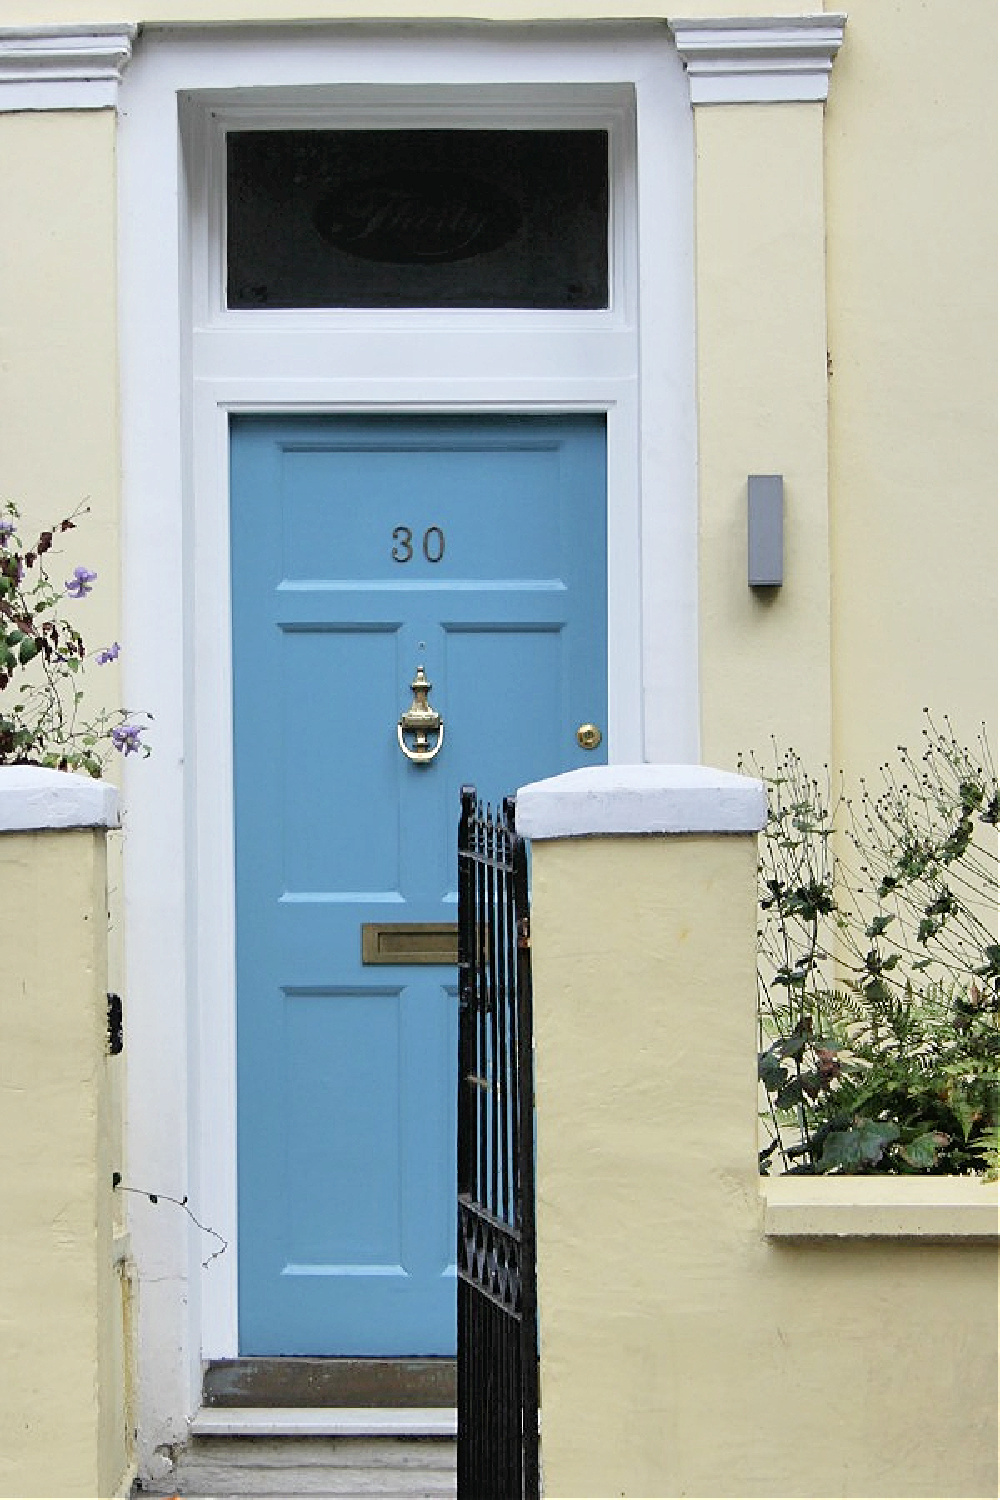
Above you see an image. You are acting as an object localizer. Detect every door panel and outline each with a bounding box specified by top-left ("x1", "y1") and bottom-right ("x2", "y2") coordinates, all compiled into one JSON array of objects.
[{"x1": 231, "y1": 413, "x2": 606, "y2": 1355}]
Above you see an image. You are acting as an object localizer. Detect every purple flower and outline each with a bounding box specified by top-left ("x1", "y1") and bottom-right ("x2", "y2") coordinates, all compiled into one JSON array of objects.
[
  {"x1": 65, "y1": 566, "x2": 97, "y2": 598},
  {"x1": 95, "y1": 641, "x2": 121, "y2": 665},
  {"x1": 111, "y1": 723, "x2": 143, "y2": 755},
  {"x1": 0, "y1": 519, "x2": 14, "y2": 546}
]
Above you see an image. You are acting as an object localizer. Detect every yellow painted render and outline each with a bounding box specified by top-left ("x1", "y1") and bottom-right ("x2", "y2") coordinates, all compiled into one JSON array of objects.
[
  {"x1": 0, "y1": 1, "x2": 822, "y2": 25},
  {"x1": 0, "y1": 828, "x2": 129, "y2": 1498},
  {"x1": 0, "y1": 105, "x2": 129, "y2": 1217},
  {"x1": 825, "y1": 0, "x2": 998, "y2": 771},
  {"x1": 0, "y1": 109, "x2": 122, "y2": 721},
  {"x1": 693, "y1": 102, "x2": 833, "y2": 771},
  {"x1": 529, "y1": 831, "x2": 998, "y2": 1498}
]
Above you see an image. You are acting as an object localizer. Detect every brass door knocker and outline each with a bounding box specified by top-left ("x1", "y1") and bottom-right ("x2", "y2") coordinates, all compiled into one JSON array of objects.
[{"x1": 397, "y1": 665, "x2": 444, "y2": 765}]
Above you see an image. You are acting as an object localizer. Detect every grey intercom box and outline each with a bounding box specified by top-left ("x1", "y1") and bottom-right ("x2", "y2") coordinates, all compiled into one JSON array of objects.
[{"x1": 748, "y1": 474, "x2": 783, "y2": 587}]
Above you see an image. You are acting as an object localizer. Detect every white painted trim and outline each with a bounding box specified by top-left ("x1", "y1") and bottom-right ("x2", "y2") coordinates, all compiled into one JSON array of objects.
[
  {"x1": 515, "y1": 763, "x2": 766, "y2": 839},
  {"x1": 0, "y1": 765, "x2": 119, "y2": 831},
  {"x1": 0, "y1": 23, "x2": 136, "y2": 111},
  {"x1": 190, "y1": 1406, "x2": 458, "y2": 1438},
  {"x1": 669, "y1": 14, "x2": 847, "y2": 104},
  {"x1": 117, "y1": 24, "x2": 697, "y2": 1474},
  {"x1": 762, "y1": 1176, "x2": 1000, "y2": 1240}
]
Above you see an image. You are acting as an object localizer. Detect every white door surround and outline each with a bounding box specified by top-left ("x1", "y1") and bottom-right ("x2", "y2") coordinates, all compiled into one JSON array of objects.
[{"x1": 117, "y1": 20, "x2": 697, "y2": 1465}]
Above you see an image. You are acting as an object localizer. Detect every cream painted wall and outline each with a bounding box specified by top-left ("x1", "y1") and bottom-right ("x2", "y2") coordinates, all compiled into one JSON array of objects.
[
  {"x1": 693, "y1": 103, "x2": 832, "y2": 771},
  {"x1": 0, "y1": 825, "x2": 130, "y2": 1498},
  {"x1": 530, "y1": 829, "x2": 998, "y2": 1499},
  {"x1": 0, "y1": 114, "x2": 132, "y2": 1492},
  {"x1": 826, "y1": 1, "x2": 998, "y2": 773},
  {"x1": 0, "y1": 1, "x2": 823, "y2": 24},
  {"x1": 0, "y1": 103, "x2": 130, "y2": 1281},
  {"x1": 0, "y1": 110, "x2": 122, "y2": 736}
]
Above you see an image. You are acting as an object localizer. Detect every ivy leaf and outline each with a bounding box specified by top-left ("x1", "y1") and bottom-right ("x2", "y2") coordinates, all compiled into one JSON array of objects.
[{"x1": 865, "y1": 914, "x2": 894, "y2": 939}]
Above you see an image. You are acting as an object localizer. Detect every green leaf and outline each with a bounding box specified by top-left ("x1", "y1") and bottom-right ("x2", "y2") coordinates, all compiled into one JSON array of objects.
[
  {"x1": 865, "y1": 914, "x2": 894, "y2": 939},
  {"x1": 775, "y1": 1077, "x2": 806, "y2": 1111},
  {"x1": 949, "y1": 1089, "x2": 980, "y2": 1143},
  {"x1": 895, "y1": 1131, "x2": 950, "y2": 1169},
  {"x1": 758, "y1": 1052, "x2": 787, "y2": 1092},
  {"x1": 818, "y1": 1128, "x2": 862, "y2": 1170},
  {"x1": 819, "y1": 1119, "x2": 900, "y2": 1172},
  {"x1": 856, "y1": 1119, "x2": 901, "y2": 1164},
  {"x1": 17, "y1": 638, "x2": 38, "y2": 664}
]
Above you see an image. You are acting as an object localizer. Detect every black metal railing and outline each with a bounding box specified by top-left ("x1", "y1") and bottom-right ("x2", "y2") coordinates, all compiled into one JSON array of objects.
[{"x1": 457, "y1": 788, "x2": 539, "y2": 1500}]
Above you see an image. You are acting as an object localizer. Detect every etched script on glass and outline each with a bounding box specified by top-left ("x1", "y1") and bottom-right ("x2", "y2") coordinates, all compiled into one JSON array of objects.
[
  {"x1": 227, "y1": 129, "x2": 609, "y2": 309},
  {"x1": 314, "y1": 172, "x2": 522, "y2": 265}
]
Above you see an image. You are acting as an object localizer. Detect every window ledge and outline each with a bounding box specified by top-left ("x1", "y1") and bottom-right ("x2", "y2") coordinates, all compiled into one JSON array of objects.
[{"x1": 762, "y1": 1176, "x2": 999, "y2": 1241}]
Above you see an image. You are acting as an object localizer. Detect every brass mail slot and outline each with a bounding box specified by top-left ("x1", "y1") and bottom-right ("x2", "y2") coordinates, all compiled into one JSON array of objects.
[{"x1": 361, "y1": 922, "x2": 459, "y2": 966}]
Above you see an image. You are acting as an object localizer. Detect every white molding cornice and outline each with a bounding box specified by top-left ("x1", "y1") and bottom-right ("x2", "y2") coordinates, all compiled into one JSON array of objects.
[
  {"x1": 668, "y1": 14, "x2": 847, "y2": 105},
  {"x1": 0, "y1": 23, "x2": 138, "y2": 112}
]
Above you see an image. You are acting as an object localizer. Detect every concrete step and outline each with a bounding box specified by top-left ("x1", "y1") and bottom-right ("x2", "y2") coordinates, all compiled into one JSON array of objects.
[{"x1": 134, "y1": 1412, "x2": 456, "y2": 1499}]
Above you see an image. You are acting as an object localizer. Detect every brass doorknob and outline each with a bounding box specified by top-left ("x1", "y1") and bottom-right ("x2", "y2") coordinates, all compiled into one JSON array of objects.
[{"x1": 576, "y1": 723, "x2": 602, "y2": 751}]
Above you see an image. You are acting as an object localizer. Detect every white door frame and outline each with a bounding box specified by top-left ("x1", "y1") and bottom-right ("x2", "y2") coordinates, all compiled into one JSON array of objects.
[{"x1": 117, "y1": 20, "x2": 697, "y2": 1457}]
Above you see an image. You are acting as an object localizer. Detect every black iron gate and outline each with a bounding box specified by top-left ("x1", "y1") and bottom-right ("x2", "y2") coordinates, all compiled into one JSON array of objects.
[{"x1": 457, "y1": 788, "x2": 540, "y2": 1500}]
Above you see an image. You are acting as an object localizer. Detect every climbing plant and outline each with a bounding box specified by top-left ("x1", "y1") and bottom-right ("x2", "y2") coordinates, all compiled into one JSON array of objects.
[{"x1": 0, "y1": 501, "x2": 150, "y2": 776}]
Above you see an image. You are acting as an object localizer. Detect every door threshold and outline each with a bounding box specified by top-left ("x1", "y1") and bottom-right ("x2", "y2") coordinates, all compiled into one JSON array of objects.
[
  {"x1": 203, "y1": 1357, "x2": 456, "y2": 1409},
  {"x1": 190, "y1": 1406, "x2": 457, "y2": 1439}
]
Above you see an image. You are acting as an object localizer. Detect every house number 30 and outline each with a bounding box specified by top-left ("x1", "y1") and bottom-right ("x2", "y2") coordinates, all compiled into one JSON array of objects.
[{"x1": 392, "y1": 526, "x2": 446, "y2": 564}]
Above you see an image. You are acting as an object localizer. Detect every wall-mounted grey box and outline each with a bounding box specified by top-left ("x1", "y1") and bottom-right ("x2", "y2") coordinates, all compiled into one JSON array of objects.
[{"x1": 748, "y1": 474, "x2": 783, "y2": 587}]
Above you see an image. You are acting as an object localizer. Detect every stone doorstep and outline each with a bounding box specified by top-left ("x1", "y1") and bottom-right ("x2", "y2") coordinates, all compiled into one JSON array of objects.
[
  {"x1": 202, "y1": 1359, "x2": 457, "y2": 1410},
  {"x1": 137, "y1": 1429, "x2": 457, "y2": 1499}
]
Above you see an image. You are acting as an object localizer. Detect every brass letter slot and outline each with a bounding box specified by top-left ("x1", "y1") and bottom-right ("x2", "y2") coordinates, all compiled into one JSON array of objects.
[{"x1": 361, "y1": 922, "x2": 459, "y2": 966}]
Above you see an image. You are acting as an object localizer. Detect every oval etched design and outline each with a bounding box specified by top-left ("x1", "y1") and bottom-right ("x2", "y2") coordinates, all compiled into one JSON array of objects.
[{"x1": 313, "y1": 171, "x2": 522, "y2": 265}]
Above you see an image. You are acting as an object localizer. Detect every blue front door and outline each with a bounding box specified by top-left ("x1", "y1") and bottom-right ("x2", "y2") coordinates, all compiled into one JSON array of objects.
[{"x1": 231, "y1": 413, "x2": 607, "y2": 1355}]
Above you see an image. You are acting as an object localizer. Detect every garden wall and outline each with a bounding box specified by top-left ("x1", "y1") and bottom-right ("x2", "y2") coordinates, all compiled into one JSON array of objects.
[
  {"x1": 0, "y1": 768, "x2": 134, "y2": 1498},
  {"x1": 518, "y1": 764, "x2": 998, "y2": 1500}
]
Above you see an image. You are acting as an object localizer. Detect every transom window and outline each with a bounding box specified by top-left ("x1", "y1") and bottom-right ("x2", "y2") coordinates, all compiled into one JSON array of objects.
[{"x1": 226, "y1": 128, "x2": 609, "y2": 310}]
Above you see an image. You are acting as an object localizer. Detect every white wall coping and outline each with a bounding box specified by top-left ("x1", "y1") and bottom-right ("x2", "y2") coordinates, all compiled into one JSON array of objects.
[
  {"x1": 0, "y1": 23, "x2": 137, "y2": 111},
  {"x1": 0, "y1": 765, "x2": 119, "y2": 831},
  {"x1": 669, "y1": 14, "x2": 847, "y2": 105},
  {"x1": 762, "y1": 1176, "x2": 999, "y2": 1241},
  {"x1": 515, "y1": 764, "x2": 766, "y2": 840}
]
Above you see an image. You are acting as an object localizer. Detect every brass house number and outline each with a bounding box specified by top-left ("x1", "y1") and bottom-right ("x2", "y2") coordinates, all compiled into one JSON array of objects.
[{"x1": 392, "y1": 526, "x2": 446, "y2": 564}]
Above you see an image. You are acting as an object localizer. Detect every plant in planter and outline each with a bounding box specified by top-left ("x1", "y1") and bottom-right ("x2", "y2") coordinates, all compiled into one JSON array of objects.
[
  {"x1": 0, "y1": 501, "x2": 150, "y2": 776},
  {"x1": 743, "y1": 715, "x2": 999, "y2": 1176}
]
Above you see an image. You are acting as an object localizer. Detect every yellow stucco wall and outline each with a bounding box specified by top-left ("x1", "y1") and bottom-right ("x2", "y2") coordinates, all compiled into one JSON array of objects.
[
  {"x1": 693, "y1": 102, "x2": 832, "y2": 770},
  {"x1": 825, "y1": 0, "x2": 998, "y2": 772},
  {"x1": 0, "y1": 1, "x2": 822, "y2": 22},
  {"x1": 530, "y1": 831, "x2": 998, "y2": 1498},
  {"x1": 0, "y1": 109, "x2": 121, "y2": 717},
  {"x1": 0, "y1": 827, "x2": 130, "y2": 1498}
]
